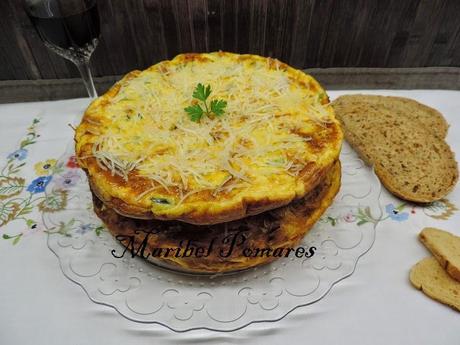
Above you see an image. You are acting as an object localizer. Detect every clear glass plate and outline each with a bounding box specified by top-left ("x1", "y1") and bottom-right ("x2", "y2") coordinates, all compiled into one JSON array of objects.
[{"x1": 42, "y1": 142, "x2": 382, "y2": 332}]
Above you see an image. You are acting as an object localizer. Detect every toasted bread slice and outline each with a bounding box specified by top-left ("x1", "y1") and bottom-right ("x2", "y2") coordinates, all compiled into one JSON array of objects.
[
  {"x1": 410, "y1": 257, "x2": 460, "y2": 312},
  {"x1": 332, "y1": 98, "x2": 458, "y2": 203},
  {"x1": 333, "y1": 95, "x2": 448, "y2": 138},
  {"x1": 419, "y1": 228, "x2": 460, "y2": 281}
]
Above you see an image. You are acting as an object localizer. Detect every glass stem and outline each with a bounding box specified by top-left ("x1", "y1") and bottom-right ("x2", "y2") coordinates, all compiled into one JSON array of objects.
[{"x1": 75, "y1": 58, "x2": 97, "y2": 98}]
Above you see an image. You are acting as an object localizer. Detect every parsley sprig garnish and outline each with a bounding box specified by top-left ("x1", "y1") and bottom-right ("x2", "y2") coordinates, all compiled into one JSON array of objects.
[{"x1": 184, "y1": 83, "x2": 227, "y2": 122}]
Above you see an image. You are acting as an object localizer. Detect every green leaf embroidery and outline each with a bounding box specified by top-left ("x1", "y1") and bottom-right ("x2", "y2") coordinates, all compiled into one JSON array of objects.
[
  {"x1": 0, "y1": 118, "x2": 42, "y2": 237},
  {"x1": 0, "y1": 177, "x2": 25, "y2": 200},
  {"x1": 55, "y1": 218, "x2": 76, "y2": 237},
  {"x1": 364, "y1": 206, "x2": 373, "y2": 218},
  {"x1": 0, "y1": 201, "x2": 20, "y2": 227},
  {"x1": 38, "y1": 189, "x2": 68, "y2": 213},
  {"x1": 17, "y1": 203, "x2": 33, "y2": 217},
  {"x1": 12, "y1": 234, "x2": 22, "y2": 245},
  {"x1": 3, "y1": 233, "x2": 24, "y2": 245},
  {"x1": 95, "y1": 226, "x2": 104, "y2": 236},
  {"x1": 19, "y1": 137, "x2": 36, "y2": 149},
  {"x1": 7, "y1": 162, "x2": 26, "y2": 175},
  {"x1": 327, "y1": 216, "x2": 337, "y2": 226}
]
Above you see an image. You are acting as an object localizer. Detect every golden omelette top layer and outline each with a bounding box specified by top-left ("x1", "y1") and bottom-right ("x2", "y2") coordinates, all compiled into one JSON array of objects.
[{"x1": 75, "y1": 52, "x2": 343, "y2": 224}]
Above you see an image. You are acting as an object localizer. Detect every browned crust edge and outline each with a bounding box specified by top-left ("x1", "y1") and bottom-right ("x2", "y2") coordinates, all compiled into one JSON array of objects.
[
  {"x1": 94, "y1": 161, "x2": 342, "y2": 273},
  {"x1": 86, "y1": 160, "x2": 336, "y2": 224},
  {"x1": 419, "y1": 229, "x2": 460, "y2": 282}
]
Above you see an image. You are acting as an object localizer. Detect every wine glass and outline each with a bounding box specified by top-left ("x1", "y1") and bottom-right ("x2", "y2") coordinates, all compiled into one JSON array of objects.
[{"x1": 24, "y1": 0, "x2": 100, "y2": 98}]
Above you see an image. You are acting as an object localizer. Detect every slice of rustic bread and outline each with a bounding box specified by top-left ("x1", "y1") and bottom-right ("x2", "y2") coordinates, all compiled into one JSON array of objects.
[
  {"x1": 419, "y1": 228, "x2": 460, "y2": 282},
  {"x1": 332, "y1": 97, "x2": 458, "y2": 202},
  {"x1": 333, "y1": 94, "x2": 448, "y2": 138},
  {"x1": 410, "y1": 257, "x2": 460, "y2": 312}
]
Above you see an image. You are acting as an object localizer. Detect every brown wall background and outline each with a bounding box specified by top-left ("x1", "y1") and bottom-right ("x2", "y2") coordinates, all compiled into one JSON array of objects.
[{"x1": 2, "y1": 0, "x2": 460, "y2": 81}]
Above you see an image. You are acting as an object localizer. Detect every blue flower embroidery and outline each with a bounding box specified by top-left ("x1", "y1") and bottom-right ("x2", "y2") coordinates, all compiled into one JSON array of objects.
[
  {"x1": 76, "y1": 223, "x2": 94, "y2": 235},
  {"x1": 7, "y1": 149, "x2": 28, "y2": 161},
  {"x1": 385, "y1": 203, "x2": 409, "y2": 222},
  {"x1": 27, "y1": 176, "x2": 52, "y2": 194}
]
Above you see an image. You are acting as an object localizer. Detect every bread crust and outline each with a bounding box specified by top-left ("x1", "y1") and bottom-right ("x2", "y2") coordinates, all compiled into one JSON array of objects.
[
  {"x1": 419, "y1": 228, "x2": 460, "y2": 282},
  {"x1": 332, "y1": 94, "x2": 449, "y2": 138},
  {"x1": 410, "y1": 257, "x2": 460, "y2": 312}
]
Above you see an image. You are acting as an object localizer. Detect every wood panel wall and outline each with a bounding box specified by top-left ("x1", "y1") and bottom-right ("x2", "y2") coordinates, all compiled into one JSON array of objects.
[{"x1": 2, "y1": 0, "x2": 460, "y2": 80}]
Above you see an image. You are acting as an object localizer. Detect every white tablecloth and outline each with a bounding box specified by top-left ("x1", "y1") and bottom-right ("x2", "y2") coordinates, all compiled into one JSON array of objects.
[{"x1": 0, "y1": 90, "x2": 459, "y2": 345}]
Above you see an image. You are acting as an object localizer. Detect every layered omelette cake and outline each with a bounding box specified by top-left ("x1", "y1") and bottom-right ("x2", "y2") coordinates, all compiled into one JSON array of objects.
[
  {"x1": 93, "y1": 161, "x2": 341, "y2": 273},
  {"x1": 75, "y1": 52, "x2": 342, "y2": 224},
  {"x1": 75, "y1": 52, "x2": 343, "y2": 273}
]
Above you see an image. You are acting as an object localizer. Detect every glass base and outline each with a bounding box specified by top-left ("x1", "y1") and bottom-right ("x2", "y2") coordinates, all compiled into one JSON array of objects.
[{"x1": 41, "y1": 139, "x2": 382, "y2": 332}]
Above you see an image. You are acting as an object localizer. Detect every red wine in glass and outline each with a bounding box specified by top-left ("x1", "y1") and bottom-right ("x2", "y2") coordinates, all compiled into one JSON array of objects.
[{"x1": 25, "y1": 0, "x2": 100, "y2": 98}]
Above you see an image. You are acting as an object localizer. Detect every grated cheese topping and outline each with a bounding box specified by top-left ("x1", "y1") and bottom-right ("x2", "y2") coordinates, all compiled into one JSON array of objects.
[{"x1": 85, "y1": 53, "x2": 334, "y2": 206}]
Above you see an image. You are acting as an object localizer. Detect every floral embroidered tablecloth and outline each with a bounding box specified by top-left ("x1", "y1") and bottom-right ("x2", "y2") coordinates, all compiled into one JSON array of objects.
[{"x1": 0, "y1": 91, "x2": 459, "y2": 345}]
